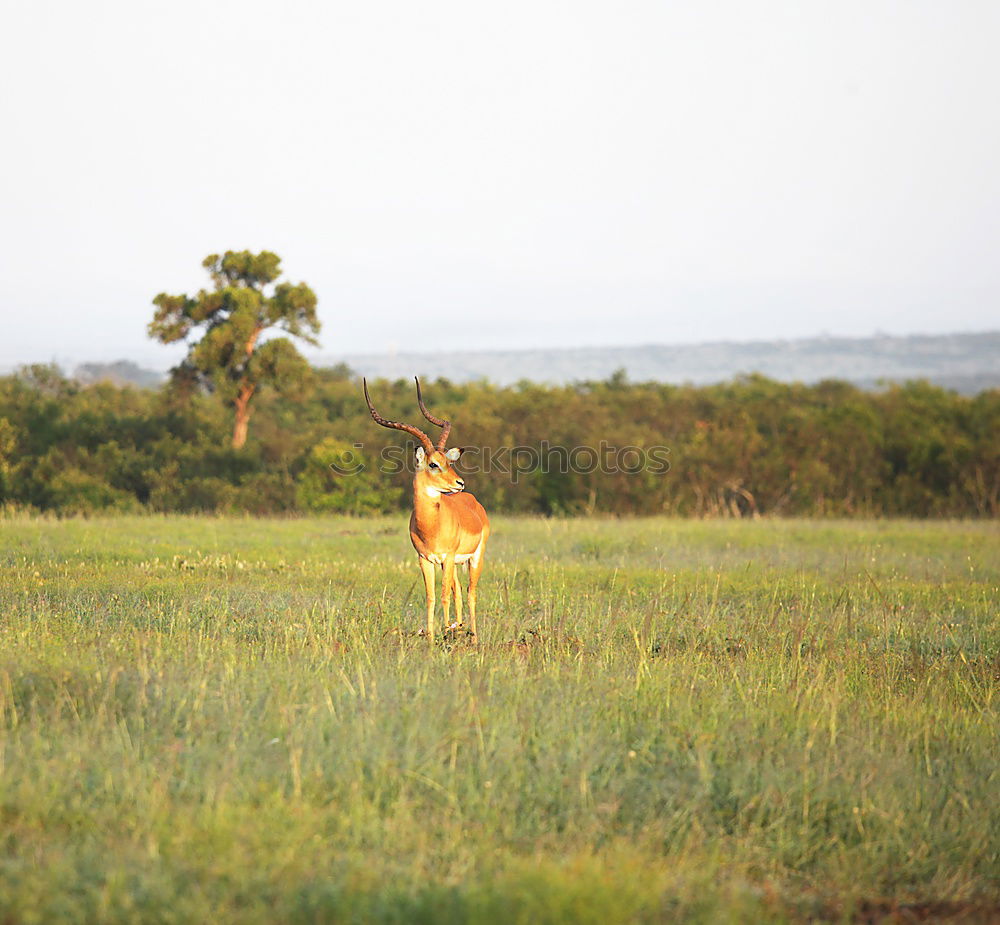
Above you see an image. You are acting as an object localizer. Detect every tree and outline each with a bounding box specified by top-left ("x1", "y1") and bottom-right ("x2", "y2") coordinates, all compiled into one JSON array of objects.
[{"x1": 149, "y1": 251, "x2": 320, "y2": 448}]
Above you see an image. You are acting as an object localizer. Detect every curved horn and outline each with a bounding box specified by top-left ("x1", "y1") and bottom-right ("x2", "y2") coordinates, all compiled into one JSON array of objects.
[
  {"x1": 363, "y1": 378, "x2": 435, "y2": 454},
  {"x1": 414, "y1": 377, "x2": 452, "y2": 451}
]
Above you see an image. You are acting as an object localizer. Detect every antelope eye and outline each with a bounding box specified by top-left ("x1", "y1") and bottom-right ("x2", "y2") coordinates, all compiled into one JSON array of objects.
[{"x1": 429, "y1": 463, "x2": 439, "y2": 471}]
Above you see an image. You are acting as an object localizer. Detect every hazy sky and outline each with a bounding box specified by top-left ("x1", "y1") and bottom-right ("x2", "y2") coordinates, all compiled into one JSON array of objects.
[{"x1": 2, "y1": 0, "x2": 998, "y2": 370}]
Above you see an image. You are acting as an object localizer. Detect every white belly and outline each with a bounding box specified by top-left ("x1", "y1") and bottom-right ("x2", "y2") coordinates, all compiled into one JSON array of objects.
[{"x1": 425, "y1": 552, "x2": 474, "y2": 566}]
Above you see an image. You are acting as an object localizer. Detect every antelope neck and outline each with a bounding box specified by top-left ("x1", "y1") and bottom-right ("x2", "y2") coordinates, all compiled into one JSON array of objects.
[{"x1": 412, "y1": 476, "x2": 444, "y2": 536}]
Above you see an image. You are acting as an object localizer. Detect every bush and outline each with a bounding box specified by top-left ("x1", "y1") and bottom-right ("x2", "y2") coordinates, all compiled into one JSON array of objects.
[
  {"x1": 47, "y1": 468, "x2": 140, "y2": 515},
  {"x1": 295, "y1": 438, "x2": 401, "y2": 514}
]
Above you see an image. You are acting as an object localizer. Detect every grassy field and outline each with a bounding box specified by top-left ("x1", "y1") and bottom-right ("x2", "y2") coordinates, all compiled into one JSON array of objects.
[{"x1": 0, "y1": 515, "x2": 997, "y2": 923}]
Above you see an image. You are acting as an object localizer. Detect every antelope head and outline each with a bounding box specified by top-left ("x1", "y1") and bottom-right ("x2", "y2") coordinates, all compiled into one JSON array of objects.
[{"x1": 363, "y1": 377, "x2": 466, "y2": 497}]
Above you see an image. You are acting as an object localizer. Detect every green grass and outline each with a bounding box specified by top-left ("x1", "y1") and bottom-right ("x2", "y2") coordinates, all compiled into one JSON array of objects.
[{"x1": 0, "y1": 515, "x2": 997, "y2": 923}]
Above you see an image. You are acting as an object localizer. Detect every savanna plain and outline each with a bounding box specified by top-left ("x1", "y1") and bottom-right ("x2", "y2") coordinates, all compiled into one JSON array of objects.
[{"x1": 0, "y1": 515, "x2": 997, "y2": 923}]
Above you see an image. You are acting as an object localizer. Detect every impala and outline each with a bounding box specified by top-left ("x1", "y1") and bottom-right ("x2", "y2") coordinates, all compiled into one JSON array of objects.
[{"x1": 364, "y1": 377, "x2": 490, "y2": 643}]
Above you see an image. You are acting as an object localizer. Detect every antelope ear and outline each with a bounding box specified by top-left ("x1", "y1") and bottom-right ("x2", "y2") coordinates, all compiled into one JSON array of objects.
[
  {"x1": 445, "y1": 447, "x2": 462, "y2": 462},
  {"x1": 414, "y1": 446, "x2": 427, "y2": 470}
]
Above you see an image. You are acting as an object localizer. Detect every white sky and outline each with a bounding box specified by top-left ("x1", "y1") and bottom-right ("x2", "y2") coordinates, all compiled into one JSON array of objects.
[{"x1": 1, "y1": 0, "x2": 998, "y2": 370}]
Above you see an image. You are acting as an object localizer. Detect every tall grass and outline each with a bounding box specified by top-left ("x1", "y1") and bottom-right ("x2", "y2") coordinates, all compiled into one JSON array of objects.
[{"x1": 0, "y1": 516, "x2": 997, "y2": 922}]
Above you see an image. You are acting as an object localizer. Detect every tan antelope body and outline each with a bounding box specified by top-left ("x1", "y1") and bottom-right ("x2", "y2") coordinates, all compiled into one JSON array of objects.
[{"x1": 364, "y1": 378, "x2": 490, "y2": 643}]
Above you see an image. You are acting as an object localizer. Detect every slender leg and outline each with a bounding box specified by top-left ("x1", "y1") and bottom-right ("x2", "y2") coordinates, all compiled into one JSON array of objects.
[
  {"x1": 441, "y1": 555, "x2": 456, "y2": 628},
  {"x1": 468, "y1": 551, "x2": 484, "y2": 642},
  {"x1": 452, "y1": 570, "x2": 463, "y2": 627},
  {"x1": 419, "y1": 556, "x2": 436, "y2": 643}
]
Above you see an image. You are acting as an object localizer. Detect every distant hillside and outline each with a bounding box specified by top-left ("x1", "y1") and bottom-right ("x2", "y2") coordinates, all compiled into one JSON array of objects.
[
  {"x1": 322, "y1": 331, "x2": 1000, "y2": 394},
  {"x1": 8, "y1": 331, "x2": 997, "y2": 395},
  {"x1": 73, "y1": 360, "x2": 165, "y2": 388}
]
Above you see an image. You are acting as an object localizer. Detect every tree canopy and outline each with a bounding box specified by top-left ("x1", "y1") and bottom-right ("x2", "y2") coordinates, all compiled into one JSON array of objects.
[
  {"x1": 149, "y1": 251, "x2": 320, "y2": 448},
  {"x1": 0, "y1": 365, "x2": 997, "y2": 518}
]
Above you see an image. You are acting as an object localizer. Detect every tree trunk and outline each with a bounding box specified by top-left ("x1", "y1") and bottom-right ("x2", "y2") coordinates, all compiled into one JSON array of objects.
[
  {"x1": 231, "y1": 326, "x2": 263, "y2": 450},
  {"x1": 232, "y1": 381, "x2": 255, "y2": 449}
]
